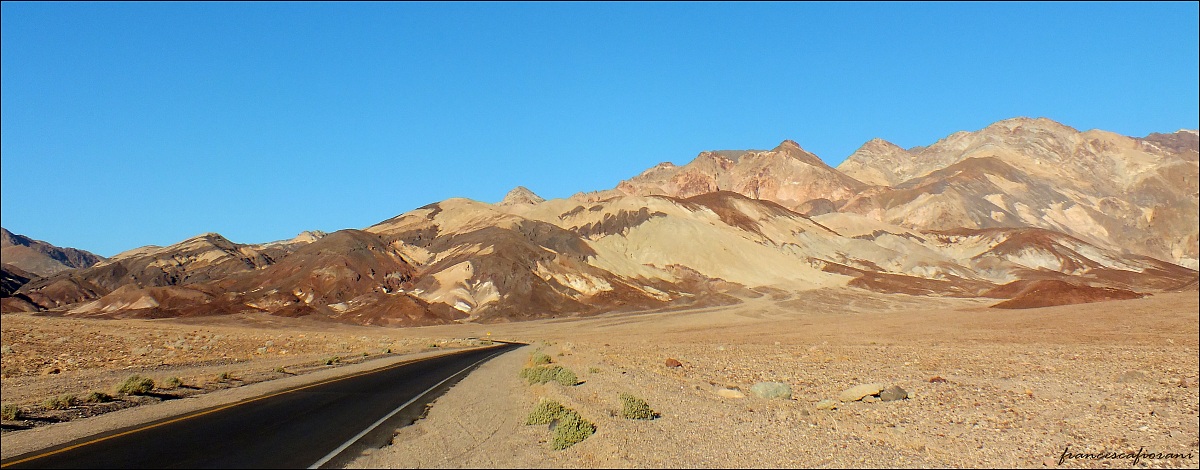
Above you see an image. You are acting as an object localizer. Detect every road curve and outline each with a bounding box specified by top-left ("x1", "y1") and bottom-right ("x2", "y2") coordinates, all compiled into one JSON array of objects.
[{"x1": 1, "y1": 343, "x2": 524, "y2": 469}]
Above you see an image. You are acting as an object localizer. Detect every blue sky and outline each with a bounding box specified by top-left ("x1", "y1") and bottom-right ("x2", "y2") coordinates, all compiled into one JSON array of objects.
[{"x1": 2, "y1": 2, "x2": 1197, "y2": 257}]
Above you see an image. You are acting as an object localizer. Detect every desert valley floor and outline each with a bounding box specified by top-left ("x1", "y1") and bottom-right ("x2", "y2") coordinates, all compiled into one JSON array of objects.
[{"x1": 2, "y1": 288, "x2": 1197, "y2": 468}]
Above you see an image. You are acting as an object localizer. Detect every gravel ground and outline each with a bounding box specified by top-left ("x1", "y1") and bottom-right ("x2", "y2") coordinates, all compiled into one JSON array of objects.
[
  {"x1": 347, "y1": 290, "x2": 1199, "y2": 468},
  {"x1": 3, "y1": 289, "x2": 1197, "y2": 468}
]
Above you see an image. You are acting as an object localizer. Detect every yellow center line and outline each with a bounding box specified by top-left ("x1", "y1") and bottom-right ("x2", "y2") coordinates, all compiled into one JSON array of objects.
[{"x1": 0, "y1": 347, "x2": 493, "y2": 468}]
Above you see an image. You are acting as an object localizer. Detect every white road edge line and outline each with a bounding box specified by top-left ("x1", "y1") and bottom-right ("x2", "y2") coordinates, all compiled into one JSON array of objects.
[{"x1": 308, "y1": 347, "x2": 514, "y2": 469}]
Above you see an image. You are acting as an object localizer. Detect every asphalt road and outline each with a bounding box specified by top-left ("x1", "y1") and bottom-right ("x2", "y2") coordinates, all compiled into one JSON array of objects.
[{"x1": 1, "y1": 342, "x2": 524, "y2": 469}]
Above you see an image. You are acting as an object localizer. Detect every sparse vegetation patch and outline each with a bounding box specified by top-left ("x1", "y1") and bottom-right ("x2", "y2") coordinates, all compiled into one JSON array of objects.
[
  {"x1": 83, "y1": 391, "x2": 113, "y2": 403},
  {"x1": 1, "y1": 404, "x2": 21, "y2": 421},
  {"x1": 552, "y1": 410, "x2": 596, "y2": 450},
  {"x1": 525, "y1": 398, "x2": 566, "y2": 425},
  {"x1": 523, "y1": 398, "x2": 595, "y2": 450},
  {"x1": 44, "y1": 394, "x2": 78, "y2": 410},
  {"x1": 519, "y1": 365, "x2": 578, "y2": 386},
  {"x1": 619, "y1": 393, "x2": 657, "y2": 420},
  {"x1": 531, "y1": 352, "x2": 552, "y2": 365},
  {"x1": 117, "y1": 375, "x2": 155, "y2": 395}
]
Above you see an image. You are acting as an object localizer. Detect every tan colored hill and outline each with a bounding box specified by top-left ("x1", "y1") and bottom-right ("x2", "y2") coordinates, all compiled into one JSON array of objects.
[
  {"x1": 575, "y1": 140, "x2": 869, "y2": 211},
  {"x1": 1, "y1": 228, "x2": 104, "y2": 277},
  {"x1": 836, "y1": 118, "x2": 1199, "y2": 268},
  {"x1": 5, "y1": 117, "x2": 1196, "y2": 323},
  {"x1": 834, "y1": 138, "x2": 915, "y2": 187},
  {"x1": 497, "y1": 186, "x2": 546, "y2": 206}
]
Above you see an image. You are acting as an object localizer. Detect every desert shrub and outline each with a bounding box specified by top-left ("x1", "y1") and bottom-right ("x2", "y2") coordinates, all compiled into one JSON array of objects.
[
  {"x1": 519, "y1": 365, "x2": 578, "y2": 386},
  {"x1": 531, "y1": 352, "x2": 552, "y2": 365},
  {"x1": 324, "y1": 356, "x2": 341, "y2": 365},
  {"x1": 216, "y1": 372, "x2": 232, "y2": 381},
  {"x1": 588, "y1": 367, "x2": 601, "y2": 374},
  {"x1": 525, "y1": 398, "x2": 566, "y2": 425},
  {"x1": 619, "y1": 393, "x2": 656, "y2": 420},
  {"x1": 44, "y1": 394, "x2": 78, "y2": 410},
  {"x1": 523, "y1": 400, "x2": 594, "y2": 450},
  {"x1": 117, "y1": 375, "x2": 155, "y2": 395},
  {"x1": 552, "y1": 367, "x2": 578, "y2": 386},
  {"x1": 1, "y1": 404, "x2": 21, "y2": 420},
  {"x1": 164, "y1": 377, "x2": 183, "y2": 389},
  {"x1": 275, "y1": 366, "x2": 288, "y2": 374},
  {"x1": 551, "y1": 409, "x2": 596, "y2": 450},
  {"x1": 83, "y1": 391, "x2": 113, "y2": 403}
]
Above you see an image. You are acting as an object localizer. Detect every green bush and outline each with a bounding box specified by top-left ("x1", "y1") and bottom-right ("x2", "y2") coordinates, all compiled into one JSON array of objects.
[
  {"x1": 275, "y1": 366, "x2": 288, "y2": 374},
  {"x1": 551, "y1": 409, "x2": 596, "y2": 450},
  {"x1": 1, "y1": 404, "x2": 21, "y2": 420},
  {"x1": 117, "y1": 375, "x2": 155, "y2": 395},
  {"x1": 526, "y1": 399, "x2": 566, "y2": 425},
  {"x1": 216, "y1": 372, "x2": 232, "y2": 381},
  {"x1": 531, "y1": 352, "x2": 552, "y2": 365},
  {"x1": 524, "y1": 399, "x2": 595, "y2": 450},
  {"x1": 83, "y1": 391, "x2": 113, "y2": 403},
  {"x1": 164, "y1": 377, "x2": 183, "y2": 389},
  {"x1": 619, "y1": 393, "x2": 656, "y2": 420},
  {"x1": 519, "y1": 365, "x2": 578, "y2": 386},
  {"x1": 44, "y1": 394, "x2": 78, "y2": 410},
  {"x1": 324, "y1": 356, "x2": 341, "y2": 365}
]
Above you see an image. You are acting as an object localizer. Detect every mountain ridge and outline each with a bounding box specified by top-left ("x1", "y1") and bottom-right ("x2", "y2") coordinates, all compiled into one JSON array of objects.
[{"x1": 5, "y1": 116, "x2": 1196, "y2": 323}]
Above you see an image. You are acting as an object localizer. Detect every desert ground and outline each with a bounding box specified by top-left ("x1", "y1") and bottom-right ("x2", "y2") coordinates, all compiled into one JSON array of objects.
[{"x1": 2, "y1": 288, "x2": 1198, "y2": 468}]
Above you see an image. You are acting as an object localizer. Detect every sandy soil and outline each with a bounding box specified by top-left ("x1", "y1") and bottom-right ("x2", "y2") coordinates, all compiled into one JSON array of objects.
[
  {"x1": 349, "y1": 289, "x2": 1199, "y2": 468},
  {"x1": 3, "y1": 288, "x2": 1198, "y2": 468}
]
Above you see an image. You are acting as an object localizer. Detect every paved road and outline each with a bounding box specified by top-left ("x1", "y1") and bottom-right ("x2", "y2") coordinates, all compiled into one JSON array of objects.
[{"x1": 1, "y1": 343, "x2": 524, "y2": 469}]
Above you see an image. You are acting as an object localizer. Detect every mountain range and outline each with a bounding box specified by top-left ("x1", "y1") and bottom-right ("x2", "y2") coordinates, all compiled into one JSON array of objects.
[{"x1": 2, "y1": 117, "x2": 1196, "y2": 325}]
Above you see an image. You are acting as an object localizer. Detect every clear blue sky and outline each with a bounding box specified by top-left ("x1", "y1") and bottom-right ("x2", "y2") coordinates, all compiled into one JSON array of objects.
[{"x1": 3, "y1": 2, "x2": 1197, "y2": 257}]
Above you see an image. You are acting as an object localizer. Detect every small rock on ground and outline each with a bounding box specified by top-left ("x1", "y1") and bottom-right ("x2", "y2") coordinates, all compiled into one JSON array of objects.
[
  {"x1": 749, "y1": 382, "x2": 792, "y2": 399},
  {"x1": 815, "y1": 399, "x2": 837, "y2": 410},
  {"x1": 839, "y1": 383, "x2": 885, "y2": 402},
  {"x1": 880, "y1": 385, "x2": 908, "y2": 402}
]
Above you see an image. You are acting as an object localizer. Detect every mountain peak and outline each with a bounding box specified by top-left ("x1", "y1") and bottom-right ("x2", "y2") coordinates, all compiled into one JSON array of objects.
[
  {"x1": 292, "y1": 230, "x2": 327, "y2": 243},
  {"x1": 771, "y1": 139, "x2": 828, "y2": 167},
  {"x1": 987, "y1": 116, "x2": 1078, "y2": 134},
  {"x1": 860, "y1": 137, "x2": 905, "y2": 152},
  {"x1": 498, "y1": 186, "x2": 545, "y2": 206},
  {"x1": 776, "y1": 139, "x2": 802, "y2": 150}
]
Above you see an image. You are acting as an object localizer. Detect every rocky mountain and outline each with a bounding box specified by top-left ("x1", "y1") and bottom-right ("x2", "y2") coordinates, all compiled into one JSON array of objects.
[
  {"x1": 5, "y1": 117, "x2": 1196, "y2": 322},
  {"x1": 1, "y1": 227, "x2": 105, "y2": 277},
  {"x1": 836, "y1": 118, "x2": 1199, "y2": 269},
  {"x1": 574, "y1": 140, "x2": 869, "y2": 211},
  {"x1": 497, "y1": 186, "x2": 546, "y2": 206}
]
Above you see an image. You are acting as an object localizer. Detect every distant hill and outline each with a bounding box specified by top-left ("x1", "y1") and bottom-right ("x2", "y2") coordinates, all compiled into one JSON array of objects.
[
  {"x1": 7, "y1": 117, "x2": 1197, "y2": 320},
  {"x1": 1, "y1": 227, "x2": 105, "y2": 277}
]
